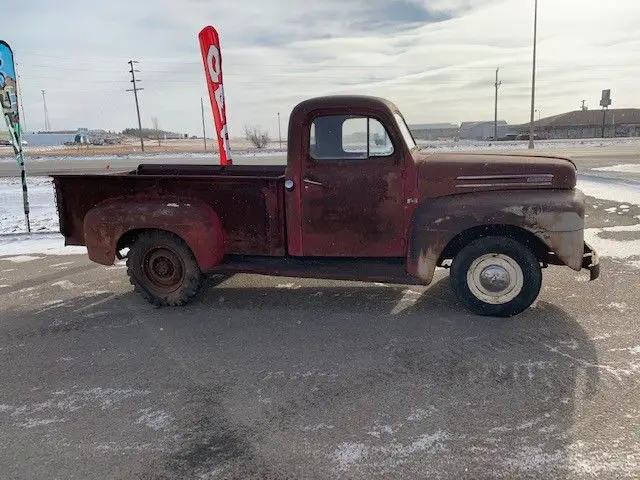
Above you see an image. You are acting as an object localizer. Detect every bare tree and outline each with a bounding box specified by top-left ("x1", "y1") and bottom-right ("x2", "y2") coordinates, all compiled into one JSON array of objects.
[
  {"x1": 244, "y1": 125, "x2": 270, "y2": 149},
  {"x1": 151, "y1": 117, "x2": 162, "y2": 146}
]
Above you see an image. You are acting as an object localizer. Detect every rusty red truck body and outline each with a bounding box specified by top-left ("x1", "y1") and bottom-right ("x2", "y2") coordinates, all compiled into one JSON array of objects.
[{"x1": 52, "y1": 96, "x2": 599, "y2": 317}]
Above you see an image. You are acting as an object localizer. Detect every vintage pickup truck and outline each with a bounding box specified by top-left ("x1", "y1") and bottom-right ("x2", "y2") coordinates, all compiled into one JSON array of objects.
[{"x1": 52, "y1": 95, "x2": 599, "y2": 317}]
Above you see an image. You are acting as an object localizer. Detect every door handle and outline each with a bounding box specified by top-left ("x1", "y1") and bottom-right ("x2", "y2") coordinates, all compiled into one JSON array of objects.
[{"x1": 303, "y1": 178, "x2": 323, "y2": 187}]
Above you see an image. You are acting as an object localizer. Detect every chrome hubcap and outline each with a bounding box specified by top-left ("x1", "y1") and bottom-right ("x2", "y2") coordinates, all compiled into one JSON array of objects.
[
  {"x1": 479, "y1": 265, "x2": 511, "y2": 293},
  {"x1": 466, "y1": 254, "x2": 524, "y2": 305}
]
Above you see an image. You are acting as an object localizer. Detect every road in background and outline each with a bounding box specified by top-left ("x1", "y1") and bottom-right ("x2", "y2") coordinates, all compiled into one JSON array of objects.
[{"x1": 0, "y1": 141, "x2": 637, "y2": 182}]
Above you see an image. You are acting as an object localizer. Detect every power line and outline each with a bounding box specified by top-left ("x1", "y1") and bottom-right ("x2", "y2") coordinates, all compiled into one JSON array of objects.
[{"x1": 126, "y1": 60, "x2": 145, "y2": 152}]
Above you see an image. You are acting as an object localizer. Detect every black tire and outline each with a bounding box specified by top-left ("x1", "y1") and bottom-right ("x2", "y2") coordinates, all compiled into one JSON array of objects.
[
  {"x1": 126, "y1": 230, "x2": 203, "y2": 307},
  {"x1": 449, "y1": 236, "x2": 542, "y2": 317}
]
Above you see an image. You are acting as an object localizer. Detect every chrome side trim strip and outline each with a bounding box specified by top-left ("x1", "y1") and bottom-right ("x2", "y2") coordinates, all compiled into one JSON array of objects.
[
  {"x1": 456, "y1": 174, "x2": 554, "y2": 181},
  {"x1": 455, "y1": 182, "x2": 553, "y2": 188}
]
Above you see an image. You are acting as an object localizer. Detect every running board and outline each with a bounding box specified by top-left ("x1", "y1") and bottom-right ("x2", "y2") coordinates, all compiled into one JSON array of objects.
[{"x1": 208, "y1": 256, "x2": 425, "y2": 285}]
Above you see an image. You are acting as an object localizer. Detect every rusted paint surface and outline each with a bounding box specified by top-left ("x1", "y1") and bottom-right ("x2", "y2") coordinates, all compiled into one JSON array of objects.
[
  {"x1": 413, "y1": 150, "x2": 577, "y2": 199},
  {"x1": 285, "y1": 95, "x2": 414, "y2": 257},
  {"x1": 84, "y1": 198, "x2": 225, "y2": 270},
  {"x1": 53, "y1": 168, "x2": 286, "y2": 265},
  {"x1": 407, "y1": 189, "x2": 587, "y2": 283}
]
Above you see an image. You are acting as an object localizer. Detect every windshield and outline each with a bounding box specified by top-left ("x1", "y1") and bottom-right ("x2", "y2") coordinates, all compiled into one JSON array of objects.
[{"x1": 394, "y1": 112, "x2": 417, "y2": 151}]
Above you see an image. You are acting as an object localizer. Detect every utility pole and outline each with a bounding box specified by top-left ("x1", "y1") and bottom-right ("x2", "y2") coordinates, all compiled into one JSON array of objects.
[
  {"x1": 581, "y1": 100, "x2": 587, "y2": 111},
  {"x1": 201, "y1": 97, "x2": 207, "y2": 151},
  {"x1": 277, "y1": 112, "x2": 282, "y2": 149},
  {"x1": 601, "y1": 107, "x2": 607, "y2": 138},
  {"x1": 528, "y1": 0, "x2": 538, "y2": 149},
  {"x1": 126, "y1": 60, "x2": 145, "y2": 152},
  {"x1": 494, "y1": 68, "x2": 502, "y2": 141},
  {"x1": 41, "y1": 89, "x2": 51, "y2": 131}
]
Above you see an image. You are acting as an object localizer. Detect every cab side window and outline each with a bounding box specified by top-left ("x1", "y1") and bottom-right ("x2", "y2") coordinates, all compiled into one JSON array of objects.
[{"x1": 310, "y1": 115, "x2": 394, "y2": 160}]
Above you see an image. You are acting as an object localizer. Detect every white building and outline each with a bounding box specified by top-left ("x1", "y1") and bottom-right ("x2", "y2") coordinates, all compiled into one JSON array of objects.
[{"x1": 459, "y1": 121, "x2": 517, "y2": 140}]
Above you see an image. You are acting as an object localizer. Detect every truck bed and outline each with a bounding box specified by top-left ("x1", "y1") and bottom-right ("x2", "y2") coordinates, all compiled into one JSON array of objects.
[{"x1": 53, "y1": 163, "x2": 287, "y2": 256}]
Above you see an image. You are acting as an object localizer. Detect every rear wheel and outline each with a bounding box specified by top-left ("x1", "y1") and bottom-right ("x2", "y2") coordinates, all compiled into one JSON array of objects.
[
  {"x1": 127, "y1": 231, "x2": 203, "y2": 306},
  {"x1": 449, "y1": 236, "x2": 542, "y2": 317}
]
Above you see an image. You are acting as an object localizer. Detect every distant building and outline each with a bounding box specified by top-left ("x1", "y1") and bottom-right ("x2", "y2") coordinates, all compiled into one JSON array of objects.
[
  {"x1": 459, "y1": 121, "x2": 517, "y2": 141},
  {"x1": 409, "y1": 123, "x2": 459, "y2": 140},
  {"x1": 517, "y1": 108, "x2": 640, "y2": 139}
]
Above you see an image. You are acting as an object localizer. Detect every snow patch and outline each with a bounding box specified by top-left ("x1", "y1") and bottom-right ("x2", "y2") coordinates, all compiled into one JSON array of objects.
[
  {"x1": 135, "y1": 408, "x2": 173, "y2": 431},
  {"x1": 608, "y1": 346, "x2": 640, "y2": 355},
  {"x1": 606, "y1": 302, "x2": 630, "y2": 312},
  {"x1": 41, "y1": 300, "x2": 64, "y2": 307},
  {"x1": 578, "y1": 177, "x2": 640, "y2": 207},
  {"x1": 50, "y1": 261, "x2": 74, "y2": 268},
  {"x1": 0, "y1": 234, "x2": 86, "y2": 257},
  {"x1": 2, "y1": 255, "x2": 43, "y2": 263},
  {"x1": 332, "y1": 443, "x2": 369, "y2": 470},
  {"x1": 52, "y1": 280, "x2": 76, "y2": 290},
  {"x1": 407, "y1": 406, "x2": 436, "y2": 421},
  {"x1": 593, "y1": 164, "x2": 640, "y2": 174},
  {"x1": 300, "y1": 423, "x2": 335, "y2": 432},
  {"x1": 331, "y1": 431, "x2": 449, "y2": 472},
  {"x1": 584, "y1": 224, "x2": 640, "y2": 263},
  {"x1": 17, "y1": 416, "x2": 67, "y2": 429}
]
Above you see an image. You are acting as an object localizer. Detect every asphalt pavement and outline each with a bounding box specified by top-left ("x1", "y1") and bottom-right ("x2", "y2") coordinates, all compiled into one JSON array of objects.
[{"x1": 0, "y1": 201, "x2": 639, "y2": 479}]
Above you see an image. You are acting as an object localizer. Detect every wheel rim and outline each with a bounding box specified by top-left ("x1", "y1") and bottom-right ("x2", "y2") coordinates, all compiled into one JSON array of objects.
[
  {"x1": 466, "y1": 253, "x2": 524, "y2": 305},
  {"x1": 143, "y1": 247, "x2": 185, "y2": 293}
]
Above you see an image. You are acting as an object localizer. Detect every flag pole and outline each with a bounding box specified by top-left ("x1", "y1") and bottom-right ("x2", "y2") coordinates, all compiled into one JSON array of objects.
[
  {"x1": 1, "y1": 41, "x2": 30, "y2": 232},
  {"x1": 3, "y1": 113, "x2": 30, "y2": 232}
]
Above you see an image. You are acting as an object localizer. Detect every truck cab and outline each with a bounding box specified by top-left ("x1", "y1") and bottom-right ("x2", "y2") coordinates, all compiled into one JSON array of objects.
[{"x1": 52, "y1": 95, "x2": 599, "y2": 317}]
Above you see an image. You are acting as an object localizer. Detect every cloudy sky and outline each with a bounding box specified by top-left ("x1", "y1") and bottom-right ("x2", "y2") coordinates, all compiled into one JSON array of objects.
[{"x1": 3, "y1": 0, "x2": 640, "y2": 137}]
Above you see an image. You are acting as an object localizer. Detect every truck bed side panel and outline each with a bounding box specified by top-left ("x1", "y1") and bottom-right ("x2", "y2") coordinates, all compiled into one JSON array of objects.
[{"x1": 53, "y1": 173, "x2": 286, "y2": 256}]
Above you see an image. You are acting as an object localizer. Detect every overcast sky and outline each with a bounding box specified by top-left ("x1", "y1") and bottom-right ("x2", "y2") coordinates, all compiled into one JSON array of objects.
[{"x1": 3, "y1": 0, "x2": 639, "y2": 137}]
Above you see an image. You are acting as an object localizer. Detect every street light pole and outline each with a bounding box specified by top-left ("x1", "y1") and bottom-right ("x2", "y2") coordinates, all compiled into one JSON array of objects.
[
  {"x1": 277, "y1": 112, "x2": 282, "y2": 149},
  {"x1": 528, "y1": 0, "x2": 538, "y2": 149}
]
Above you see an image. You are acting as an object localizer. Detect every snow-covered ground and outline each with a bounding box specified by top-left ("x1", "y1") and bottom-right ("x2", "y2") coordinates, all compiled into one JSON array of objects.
[
  {"x1": 1, "y1": 174, "x2": 639, "y2": 268},
  {"x1": 593, "y1": 164, "x2": 640, "y2": 174},
  {"x1": 416, "y1": 137, "x2": 640, "y2": 152},
  {"x1": 0, "y1": 176, "x2": 59, "y2": 234}
]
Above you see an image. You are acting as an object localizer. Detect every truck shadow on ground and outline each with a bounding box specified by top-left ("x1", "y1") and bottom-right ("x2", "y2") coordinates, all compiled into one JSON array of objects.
[{"x1": 10, "y1": 277, "x2": 600, "y2": 479}]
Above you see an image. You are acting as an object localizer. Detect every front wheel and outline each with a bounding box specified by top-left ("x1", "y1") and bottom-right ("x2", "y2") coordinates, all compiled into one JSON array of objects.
[
  {"x1": 127, "y1": 231, "x2": 203, "y2": 307},
  {"x1": 449, "y1": 236, "x2": 542, "y2": 317}
]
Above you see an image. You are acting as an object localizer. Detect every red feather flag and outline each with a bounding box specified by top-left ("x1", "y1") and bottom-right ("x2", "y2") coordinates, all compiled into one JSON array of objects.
[{"x1": 199, "y1": 26, "x2": 232, "y2": 166}]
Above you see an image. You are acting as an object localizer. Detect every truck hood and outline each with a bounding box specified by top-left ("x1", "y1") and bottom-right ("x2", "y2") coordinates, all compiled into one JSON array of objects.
[{"x1": 413, "y1": 151, "x2": 577, "y2": 199}]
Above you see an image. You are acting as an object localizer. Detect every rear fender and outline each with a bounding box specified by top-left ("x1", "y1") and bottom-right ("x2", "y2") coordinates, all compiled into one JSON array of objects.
[
  {"x1": 83, "y1": 197, "x2": 224, "y2": 270},
  {"x1": 407, "y1": 190, "x2": 585, "y2": 283}
]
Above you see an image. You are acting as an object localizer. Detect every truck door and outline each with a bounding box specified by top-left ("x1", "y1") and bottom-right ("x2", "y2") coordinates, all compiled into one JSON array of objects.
[{"x1": 298, "y1": 114, "x2": 405, "y2": 257}]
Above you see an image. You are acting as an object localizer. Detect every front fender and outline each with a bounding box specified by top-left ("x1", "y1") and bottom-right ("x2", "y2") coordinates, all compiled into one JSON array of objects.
[
  {"x1": 83, "y1": 197, "x2": 224, "y2": 270},
  {"x1": 407, "y1": 189, "x2": 586, "y2": 283}
]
